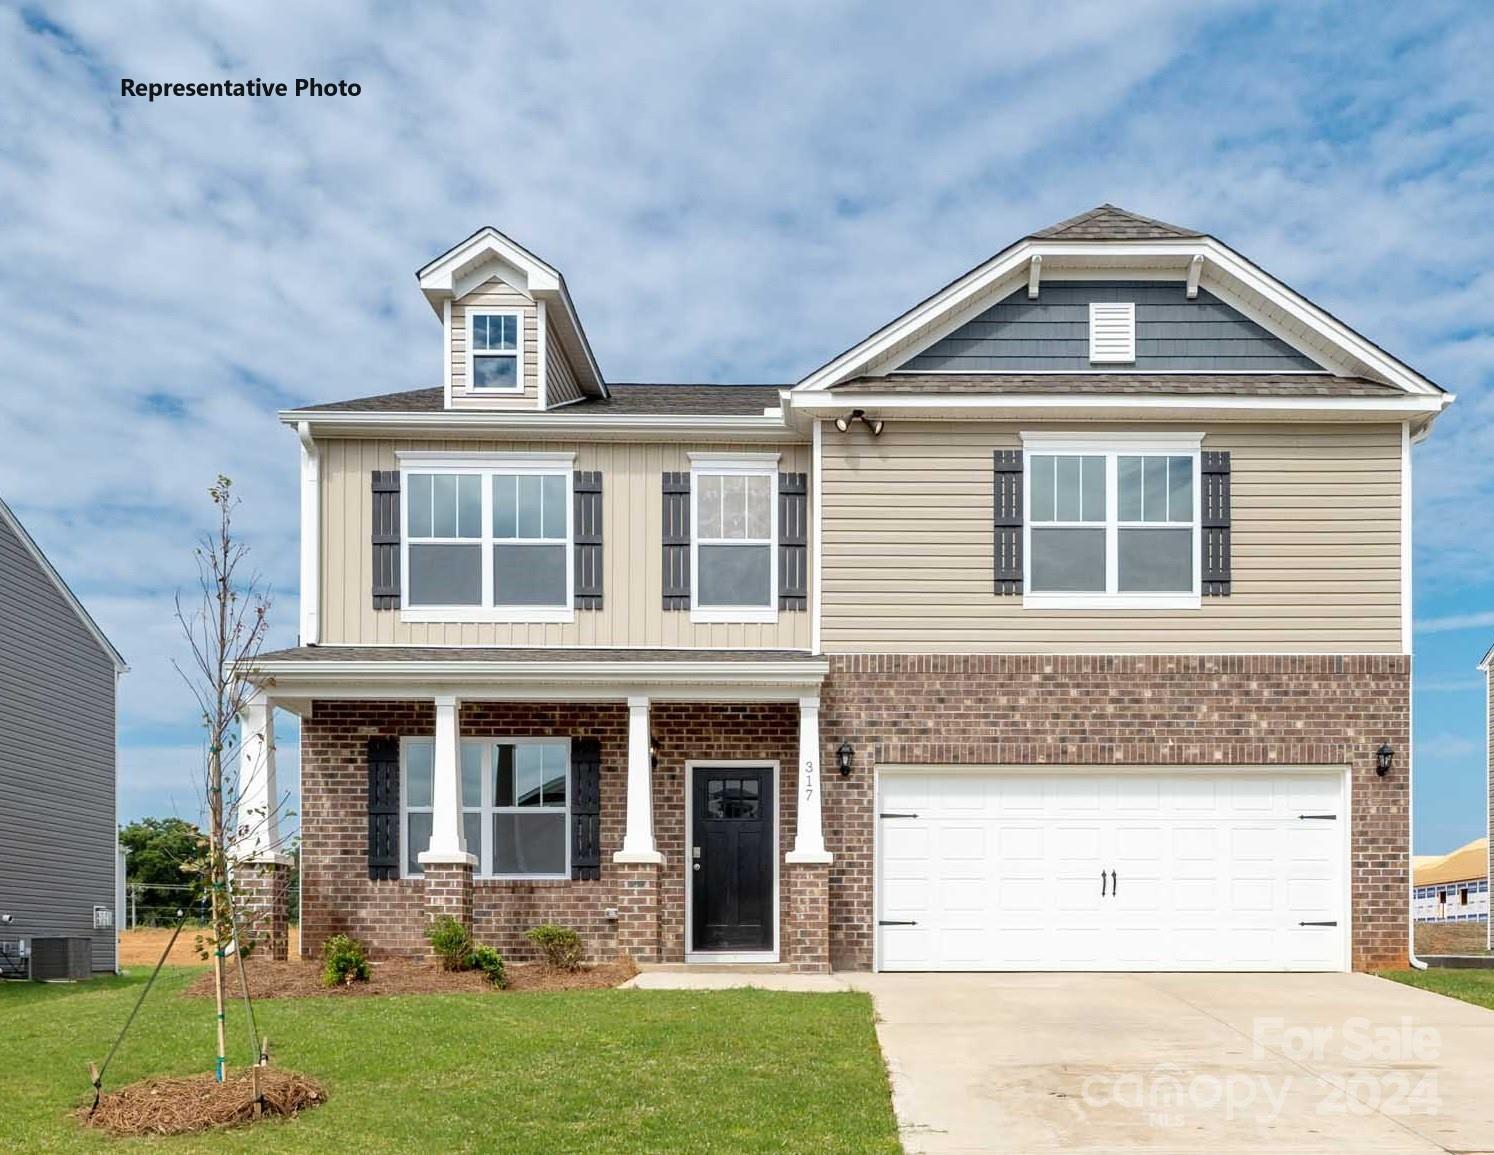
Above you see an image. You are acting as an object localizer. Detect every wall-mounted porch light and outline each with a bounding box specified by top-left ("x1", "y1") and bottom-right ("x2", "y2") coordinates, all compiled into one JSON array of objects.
[
  {"x1": 649, "y1": 736, "x2": 659, "y2": 771},
  {"x1": 836, "y1": 740, "x2": 855, "y2": 777},
  {"x1": 1375, "y1": 744, "x2": 1395, "y2": 777},
  {"x1": 833, "y1": 409, "x2": 884, "y2": 436}
]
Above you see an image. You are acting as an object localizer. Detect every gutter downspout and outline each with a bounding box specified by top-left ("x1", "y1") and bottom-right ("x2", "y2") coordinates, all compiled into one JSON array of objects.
[
  {"x1": 296, "y1": 421, "x2": 320, "y2": 647},
  {"x1": 1407, "y1": 421, "x2": 1431, "y2": 970}
]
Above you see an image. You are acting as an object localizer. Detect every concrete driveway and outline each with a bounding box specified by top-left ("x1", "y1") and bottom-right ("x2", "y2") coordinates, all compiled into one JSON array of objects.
[{"x1": 848, "y1": 972, "x2": 1494, "y2": 1155}]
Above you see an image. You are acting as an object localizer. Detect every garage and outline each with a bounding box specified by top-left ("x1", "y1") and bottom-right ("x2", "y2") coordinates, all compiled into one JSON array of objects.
[{"x1": 876, "y1": 767, "x2": 1348, "y2": 972}]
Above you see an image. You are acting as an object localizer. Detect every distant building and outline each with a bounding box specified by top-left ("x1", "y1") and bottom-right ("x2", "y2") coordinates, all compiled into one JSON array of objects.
[{"x1": 1412, "y1": 838, "x2": 1488, "y2": 923}]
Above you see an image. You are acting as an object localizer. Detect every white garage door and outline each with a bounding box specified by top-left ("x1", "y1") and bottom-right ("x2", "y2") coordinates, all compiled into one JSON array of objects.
[{"x1": 877, "y1": 768, "x2": 1347, "y2": 972}]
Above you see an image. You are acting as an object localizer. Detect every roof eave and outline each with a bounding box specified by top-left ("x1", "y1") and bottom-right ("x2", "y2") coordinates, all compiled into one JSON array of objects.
[{"x1": 279, "y1": 407, "x2": 799, "y2": 442}]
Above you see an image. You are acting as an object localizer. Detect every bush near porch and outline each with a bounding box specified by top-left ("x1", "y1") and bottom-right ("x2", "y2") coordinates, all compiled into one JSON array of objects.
[{"x1": 0, "y1": 970, "x2": 900, "y2": 1154}]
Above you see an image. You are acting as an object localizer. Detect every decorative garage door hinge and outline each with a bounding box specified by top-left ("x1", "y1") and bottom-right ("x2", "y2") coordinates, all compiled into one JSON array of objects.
[
  {"x1": 1298, "y1": 921, "x2": 1338, "y2": 927},
  {"x1": 879, "y1": 920, "x2": 918, "y2": 926},
  {"x1": 1297, "y1": 813, "x2": 1337, "y2": 820},
  {"x1": 878, "y1": 812, "x2": 919, "y2": 819}
]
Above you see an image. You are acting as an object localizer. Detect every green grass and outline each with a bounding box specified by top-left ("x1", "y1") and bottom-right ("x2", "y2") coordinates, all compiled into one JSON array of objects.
[
  {"x1": 0, "y1": 969, "x2": 900, "y2": 1154},
  {"x1": 1381, "y1": 967, "x2": 1494, "y2": 1011}
]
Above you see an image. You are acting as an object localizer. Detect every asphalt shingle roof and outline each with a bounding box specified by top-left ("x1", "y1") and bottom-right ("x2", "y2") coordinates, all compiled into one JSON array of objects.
[
  {"x1": 1028, "y1": 204, "x2": 1202, "y2": 240},
  {"x1": 830, "y1": 373, "x2": 1403, "y2": 397},
  {"x1": 292, "y1": 383, "x2": 783, "y2": 415},
  {"x1": 254, "y1": 645, "x2": 818, "y2": 664}
]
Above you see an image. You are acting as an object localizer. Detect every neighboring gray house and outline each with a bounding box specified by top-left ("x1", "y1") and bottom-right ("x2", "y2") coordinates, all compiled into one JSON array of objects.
[{"x1": 0, "y1": 497, "x2": 125, "y2": 975}]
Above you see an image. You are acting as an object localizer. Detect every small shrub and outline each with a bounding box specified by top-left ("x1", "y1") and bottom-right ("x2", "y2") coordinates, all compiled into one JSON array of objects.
[
  {"x1": 321, "y1": 934, "x2": 369, "y2": 987},
  {"x1": 470, "y1": 944, "x2": 508, "y2": 988},
  {"x1": 425, "y1": 915, "x2": 473, "y2": 971},
  {"x1": 525, "y1": 923, "x2": 584, "y2": 971}
]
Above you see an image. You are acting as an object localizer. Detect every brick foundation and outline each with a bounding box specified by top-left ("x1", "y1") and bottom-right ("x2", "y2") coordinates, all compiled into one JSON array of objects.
[
  {"x1": 421, "y1": 860, "x2": 473, "y2": 945},
  {"x1": 233, "y1": 858, "x2": 291, "y2": 961},
  {"x1": 785, "y1": 861, "x2": 831, "y2": 973},
  {"x1": 819, "y1": 653, "x2": 1412, "y2": 972},
  {"x1": 614, "y1": 861, "x2": 662, "y2": 962}
]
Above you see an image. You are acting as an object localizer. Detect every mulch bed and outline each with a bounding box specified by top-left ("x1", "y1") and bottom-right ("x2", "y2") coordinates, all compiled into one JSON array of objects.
[
  {"x1": 80, "y1": 1068, "x2": 325, "y2": 1135},
  {"x1": 182, "y1": 955, "x2": 637, "y2": 999}
]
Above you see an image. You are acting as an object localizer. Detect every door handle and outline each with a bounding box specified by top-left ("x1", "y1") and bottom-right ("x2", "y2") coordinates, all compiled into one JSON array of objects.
[
  {"x1": 1101, "y1": 870, "x2": 1107, "y2": 897},
  {"x1": 1111, "y1": 870, "x2": 1117, "y2": 897}
]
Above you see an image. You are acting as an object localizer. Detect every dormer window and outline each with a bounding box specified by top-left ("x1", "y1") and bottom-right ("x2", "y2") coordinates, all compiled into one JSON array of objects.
[{"x1": 469, "y1": 310, "x2": 522, "y2": 391}]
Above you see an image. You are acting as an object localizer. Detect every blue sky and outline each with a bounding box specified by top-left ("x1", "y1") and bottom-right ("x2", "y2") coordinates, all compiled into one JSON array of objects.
[{"x1": 1, "y1": 2, "x2": 1491, "y2": 852}]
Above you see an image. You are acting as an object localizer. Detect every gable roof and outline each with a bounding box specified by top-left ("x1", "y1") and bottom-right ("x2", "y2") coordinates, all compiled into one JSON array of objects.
[
  {"x1": 1028, "y1": 204, "x2": 1202, "y2": 240},
  {"x1": 792, "y1": 205, "x2": 1451, "y2": 405},
  {"x1": 0, "y1": 497, "x2": 126, "y2": 672}
]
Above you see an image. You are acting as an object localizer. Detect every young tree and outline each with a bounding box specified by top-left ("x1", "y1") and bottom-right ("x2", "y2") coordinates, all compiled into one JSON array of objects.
[{"x1": 174, "y1": 476, "x2": 272, "y2": 1083}]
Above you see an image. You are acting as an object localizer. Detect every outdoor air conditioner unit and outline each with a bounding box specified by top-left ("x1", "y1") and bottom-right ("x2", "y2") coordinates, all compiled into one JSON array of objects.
[{"x1": 29, "y1": 936, "x2": 92, "y2": 981}]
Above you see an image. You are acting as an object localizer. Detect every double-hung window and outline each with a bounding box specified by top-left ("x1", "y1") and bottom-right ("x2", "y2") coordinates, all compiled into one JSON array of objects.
[
  {"x1": 468, "y1": 310, "x2": 522, "y2": 391},
  {"x1": 690, "y1": 453, "x2": 777, "y2": 623},
  {"x1": 401, "y1": 452, "x2": 574, "y2": 622},
  {"x1": 1021, "y1": 434, "x2": 1201, "y2": 609},
  {"x1": 402, "y1": 737, "x2": 570, "y2": 879}
]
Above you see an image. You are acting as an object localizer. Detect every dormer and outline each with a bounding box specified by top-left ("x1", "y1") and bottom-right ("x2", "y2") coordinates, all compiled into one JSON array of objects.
[{"x1": 417, "y1": 227, "x2": 607, "y2": 410}]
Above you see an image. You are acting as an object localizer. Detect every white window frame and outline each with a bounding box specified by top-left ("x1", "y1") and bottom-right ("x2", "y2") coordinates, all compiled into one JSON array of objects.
[
  {"x1": 1020, "y1": 432, "x2": 1203, "y2": 611},
  {"x1": 466, "y1": 308, "x2": 525, "y2": 393},
  {"x1": 688, "y1": 452, "x2": 780, "y2": 624},
  {"x1": 400, "y1": 735, "x2": 571, "y2": 881},
  {"x1": 398, "y1": 451, "x2": 575, "y2": 623}
]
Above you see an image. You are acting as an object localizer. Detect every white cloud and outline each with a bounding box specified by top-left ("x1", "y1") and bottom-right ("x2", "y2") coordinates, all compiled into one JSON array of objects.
[
  {"x1": 1417, "y1": 610, "x2": 1494, "y2": 636},
  {"x1": 2, "y1": 1, "x2": 1491, "y2": 823}
]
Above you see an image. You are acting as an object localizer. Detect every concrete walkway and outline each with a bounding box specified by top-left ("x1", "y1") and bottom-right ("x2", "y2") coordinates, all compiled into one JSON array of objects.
[{"x1": 629, "y1": 969, "x2": 1494, "y2": 1154}]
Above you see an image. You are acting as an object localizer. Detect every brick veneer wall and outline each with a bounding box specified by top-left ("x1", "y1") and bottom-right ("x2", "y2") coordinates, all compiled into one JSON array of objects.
[
  {"x1": 299, "y1": 699, "x2": 799, "y2": 963},
  {"x1": 817, "y1": 654, "x2": 1412, "y2": 972}
]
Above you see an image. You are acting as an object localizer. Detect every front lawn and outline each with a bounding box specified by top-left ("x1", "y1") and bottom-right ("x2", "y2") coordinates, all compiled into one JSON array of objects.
[
  {"x1": 1381, "y1": 966, "x2": 1494, "y2": 1011},
  {"x1": 0, "y1": 970, "x2": 900, "y2": 1154}
]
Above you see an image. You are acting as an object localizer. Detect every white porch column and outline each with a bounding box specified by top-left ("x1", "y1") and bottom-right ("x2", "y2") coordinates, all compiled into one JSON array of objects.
[
  {"x1": 614, "y1": 696, "x2": 663, "y2": 863},
  {"x1": 786, "y1": 696, "x2": 833, "y2": 863},
  {"x1": 235, "y1": 694, "x2": 291, "y2": 864},
  {"x1": 418, "y1": 695, "x2": 476, "y2": 866}
]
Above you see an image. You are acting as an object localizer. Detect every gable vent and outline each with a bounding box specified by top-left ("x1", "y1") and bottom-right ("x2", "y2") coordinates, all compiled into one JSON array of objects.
[{"x1": 1088, "y1": 301, "x2": 1136, "y2": 364}]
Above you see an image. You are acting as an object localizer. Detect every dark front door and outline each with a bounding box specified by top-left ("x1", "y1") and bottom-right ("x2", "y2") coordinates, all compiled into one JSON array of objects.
[{"x1": 691, "y1": 767, "x2": 775, "y2": 952}]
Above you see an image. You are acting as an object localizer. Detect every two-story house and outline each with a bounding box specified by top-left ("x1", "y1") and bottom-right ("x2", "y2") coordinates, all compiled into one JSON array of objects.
[{"x1": 238, "y1": 205, "x2": 1449, "y2": 973}]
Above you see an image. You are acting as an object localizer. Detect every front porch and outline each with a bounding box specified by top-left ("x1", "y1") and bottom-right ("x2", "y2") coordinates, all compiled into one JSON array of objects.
[{"x1": 239, "y1": 647, "x2": 833, "y2": 971}]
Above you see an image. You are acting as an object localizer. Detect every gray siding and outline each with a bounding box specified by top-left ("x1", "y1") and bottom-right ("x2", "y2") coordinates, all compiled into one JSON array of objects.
[
  {"x1": 0, "y1": 517, "x2": 118, "y2": 972},
  {"x1": 900, "y1": 281, "x2": 1322, "y2": 373}
]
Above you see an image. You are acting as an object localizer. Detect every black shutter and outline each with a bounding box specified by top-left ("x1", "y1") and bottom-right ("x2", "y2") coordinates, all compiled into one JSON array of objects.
[
  {"x1": 993, "y1": 450, "x2": 1023, "y2": 595},
  {"x1": 778, "y1": 472, "x2": 808, "y2": 611},
  {"x1": 372, "y1": 471, "x2": 401, "y2": 610},
  {"x1": 662, "y1": 472, "x2": 691, "y2": 610},
  {"x1": 1202, "y1": 450, "x2": 1231, "y2": 596},
  {"x1": 574, "y1": 471, "x2": 603, "y2": 610},
  {"x1": 570, "y1": 739, "x2": 602, "y2": 881},
  {"x1": 367, "y1": 737, "x2": 400, "y2": 881}
]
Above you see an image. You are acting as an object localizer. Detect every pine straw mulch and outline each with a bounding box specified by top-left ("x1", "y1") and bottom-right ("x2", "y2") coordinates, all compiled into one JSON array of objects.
[
  {"x1": 80, "y1": 1068, "x2": 325, "y2": 1136},
  {"x1": 182, "y1": 955, "x2": 637, "y2": 999}
]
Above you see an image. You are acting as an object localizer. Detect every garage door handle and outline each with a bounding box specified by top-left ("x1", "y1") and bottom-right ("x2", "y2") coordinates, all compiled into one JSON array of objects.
[
  {"x1": 879, "y1": 920, "x2": 918, "y2": 926},
  {"x1": 1298, "y1": 920, "x2": 1338, "y2": 927},
  {"x1": 1111, "y1": 870, "x2": 1117, "y2": 896},
  {"x1": 1101, "y1": 870, "x2": 1107, "y2": 896}
]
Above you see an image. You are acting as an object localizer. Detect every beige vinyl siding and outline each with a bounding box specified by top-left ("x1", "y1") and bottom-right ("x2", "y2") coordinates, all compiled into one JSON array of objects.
[
  {"x1": 545, "y1": 321, "x2": 584, "y2": 406},
  {"x1": 821, "y1": 420, "x2": 1403, "y2": 653},
  {"x1": 321, "y1": 437, "x2": 810, "y2": 649},
  {"x1": 449, "y1": 281, "x2": 540, "y2": 408}
]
